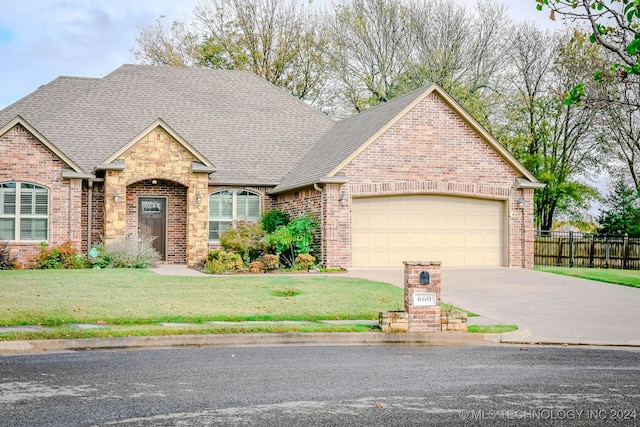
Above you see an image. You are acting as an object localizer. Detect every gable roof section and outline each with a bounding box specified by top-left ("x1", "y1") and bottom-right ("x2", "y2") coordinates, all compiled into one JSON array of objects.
[
  {"x1": 0, "y1": 115, "x2": 85, "y2": 174},
  {"x1": 0, "y1": 76, "x2": 99, "y2": 128},
  {"x1": 272, "y1": 84, "x2": 538, "y2": 194},
  {"x1": 0, "y1": 65, "x2": 335, "y2": 183},
  {"x1": 102, "y1": 118, "x2": 214, "y2": 169}
]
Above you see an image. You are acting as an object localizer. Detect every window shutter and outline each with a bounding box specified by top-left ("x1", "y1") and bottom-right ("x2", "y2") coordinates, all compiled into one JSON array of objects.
[
  {"x1": 0, "y1": 218, "x2": 14, "y2": 240},
  {"x1": 0, "y1": 189, "x2": 15, "y2": 215},
  {"x1": 247, "y1": 194, "x2": 260, "y2": 220},
  {"x1": 20, "y1": 190, "x2": 32, "y2": 215},
  {"x1": 34, "y1": 191, "x2": 48, "y2": 215}
]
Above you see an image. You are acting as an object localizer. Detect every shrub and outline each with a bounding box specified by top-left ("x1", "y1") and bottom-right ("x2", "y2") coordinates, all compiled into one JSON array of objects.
[
  {"x1": 219, "y1": 222, "x2": 265, "y2": 264},
  {"x1": 36, "y1": 241, "x2": 88, "y2": 269},
  {"x1": 249, "y1": 260, "x2": 265, "y2": 273},
  {"x1": 95, "y1": 235, "x2": 160, "y2": 268},
  {"x1": 264, "y1": 213, "x2": 319, "y2": 268},
  {"x1": 260, "y1": 254, "x2": 279, "y2": 271},
  {"x1": 261, "y1": 210, "x2": 290, "y2": 233},
  {"x1": 294, "y1": 254, "x2": 316, "y2": 271},
  {"x1": 0, "y1": 241, "x2": 16, "y2": 270},
  {"x1": 204, "y1": 250, "x2": 243, "y2": 274}
]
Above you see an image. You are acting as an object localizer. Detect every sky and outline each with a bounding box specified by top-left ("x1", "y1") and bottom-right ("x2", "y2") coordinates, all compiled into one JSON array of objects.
[{"x1": 0, "y1": 0, "x2": 562, "y2": 110}]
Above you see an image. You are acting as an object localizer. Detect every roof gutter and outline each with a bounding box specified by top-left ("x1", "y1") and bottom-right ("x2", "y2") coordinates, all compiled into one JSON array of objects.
[{"x1": 268, "y1": 176, "x2": 349, "y2": 195}]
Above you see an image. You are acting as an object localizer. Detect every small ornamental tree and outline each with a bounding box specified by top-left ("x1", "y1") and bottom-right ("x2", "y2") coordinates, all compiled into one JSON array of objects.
[
  {"x1": 264, "y1": 213, "x2": 318, "y2": 268},
  {"x1": 598, "y1": 180, "x2": 640, "y2": 236}
]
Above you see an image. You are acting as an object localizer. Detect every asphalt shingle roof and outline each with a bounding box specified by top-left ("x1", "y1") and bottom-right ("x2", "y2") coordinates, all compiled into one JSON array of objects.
[
  {"x1": 273, "y1": 87, "x2": 426, "y2": 192},
  {"x1": 0, "y1": 64, "x2": 335, "y2": 184}
]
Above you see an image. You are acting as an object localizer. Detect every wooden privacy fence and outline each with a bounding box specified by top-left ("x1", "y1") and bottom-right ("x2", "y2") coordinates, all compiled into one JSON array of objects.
[{"x1": 534, "y1": 231, "x2": 640, "y2": 270}]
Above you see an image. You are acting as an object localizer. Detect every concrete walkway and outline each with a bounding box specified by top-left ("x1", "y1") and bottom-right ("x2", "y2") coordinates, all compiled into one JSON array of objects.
[{"x1": 344, "y1": 267, "x2": 640, "y2": 346}]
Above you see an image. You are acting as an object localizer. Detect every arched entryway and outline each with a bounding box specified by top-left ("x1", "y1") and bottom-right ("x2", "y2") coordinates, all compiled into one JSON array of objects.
[{"x1": 126, "y1": 179, "x2": 187, "y2": 263}]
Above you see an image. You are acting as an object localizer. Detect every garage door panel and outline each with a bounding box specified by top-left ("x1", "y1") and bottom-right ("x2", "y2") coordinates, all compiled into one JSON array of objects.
[{"x1": 352, "y1": 195, "x2": 505, "y2": 267}]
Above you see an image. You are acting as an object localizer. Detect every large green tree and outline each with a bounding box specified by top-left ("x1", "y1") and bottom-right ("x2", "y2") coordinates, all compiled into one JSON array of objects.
[{"x1": 497, "y1": 27, "x2": 601, "y2": 230}]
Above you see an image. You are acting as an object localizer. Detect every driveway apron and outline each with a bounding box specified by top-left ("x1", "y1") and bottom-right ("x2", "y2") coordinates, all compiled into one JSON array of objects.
[{"x1": 344, "y1": 267, "x2": 640, "y2": 346}]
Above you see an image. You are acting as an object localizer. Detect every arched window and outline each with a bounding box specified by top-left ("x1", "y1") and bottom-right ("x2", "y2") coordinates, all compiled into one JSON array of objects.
[
  {"x1": 0, "y1": 182, "x2": 49, "y2": 241},
  {"x1": 208, "y1": 189, "x2": 261, "y2": 240}
]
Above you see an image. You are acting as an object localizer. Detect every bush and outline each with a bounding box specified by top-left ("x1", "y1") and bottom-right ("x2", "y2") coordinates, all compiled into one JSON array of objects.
[
  {"x1": 204, "y1": 250, "x2": 243, "y2": 274},
  {"x1": 36, "y1": 241, "x2": 88, "y2": 269},
  {"x1": 219, "y1": 222, "x2": 265, "y2": 264},
  {"x1": 260, "y1": 254, "x2": 279, "y2": 271},
  {"x1": 294, "y1": 254, "x2": 316, "y2": 271},
  {"x1": 261, "y1": 210, "x2": 290, "y2": 233},
  {"x1": 264, "y1": 213, "x2": 319, "y2": 268},
  {"x1": 249, "y1": 260, "x2": 265, "y2": 273},
  {"x1": 0, "y1": 241, "x2": 16, "y2": 270},
  {"x1": 94, "y1": 235, "x2": 160, "y2": 268}
]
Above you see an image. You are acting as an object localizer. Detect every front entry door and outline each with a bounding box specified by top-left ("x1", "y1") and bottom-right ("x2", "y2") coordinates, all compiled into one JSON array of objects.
[{"x1": 139, "y1": 197, "x2": 166, "y2": 260}]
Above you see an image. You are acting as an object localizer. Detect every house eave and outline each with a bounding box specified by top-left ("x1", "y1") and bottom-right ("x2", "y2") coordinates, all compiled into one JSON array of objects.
[
  {"x1": 514, "y1": 177, "x2": 546, "y2": 190},
  {"x1": 61, "y1": 169, "x2": 95, "y2": 179},
  {"x1": 192, "y1": 162, "x2": 217, "y2": 174},
  {"x1": 208, "y1": 178, "x2": 280, "y2": 188},
  {"x1": 268, "y1": 176, "x2": 349, "y2": 195},
  {"x1": 94, "y1": 160, "x2": 126, "y2": 171}
]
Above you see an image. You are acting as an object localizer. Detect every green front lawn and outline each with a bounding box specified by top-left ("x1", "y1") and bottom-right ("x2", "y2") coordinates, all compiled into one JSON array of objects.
[
  {"x1": 0, "y1": 269, "x2": 404, "y2": 327},
  {"x1": 536, "y1": 266, "x2": 640, "y2": 288}
]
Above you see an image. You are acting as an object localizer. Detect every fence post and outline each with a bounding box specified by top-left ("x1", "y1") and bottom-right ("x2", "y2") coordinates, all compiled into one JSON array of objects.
[
  {"x1": 605, "y1": 234, "x2": 610, "y2": 269},
  {"x1": 623, "y1": 233, "x2": 629, "y2": 270},
  {"x1": 569, "y1": 231, "x2": 574, "y2": 268}
]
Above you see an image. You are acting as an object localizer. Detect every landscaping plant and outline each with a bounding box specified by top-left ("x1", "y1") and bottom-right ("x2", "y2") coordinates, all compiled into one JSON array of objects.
[
  {"x1": 219, "y1": 221, "x2": 265, "y2": 264},
  {"x1": 0, "y1": 241, "x2": 16, "y2": 270},
  {"x1": 36, "y1": 241, "x2": 87, "y2": 269},
  {"x1": 261, "y1": 209, "x2": 290, "y2": 233},
  {"x1": 204, "y1": 250, "x2": 243, "y2": 274},
  {"x1": 294, "y1": 254, "x2": 316, "y2": 271},
  {"x1": 92, "y1": 235, "x2": 160, "y2": 268},
  {"x1": 264, "y1": 213, "x2": 318, "y2": 268}
]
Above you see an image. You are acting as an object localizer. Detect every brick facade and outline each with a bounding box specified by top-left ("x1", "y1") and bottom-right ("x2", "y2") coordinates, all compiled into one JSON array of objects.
[
  {"x1": 0, "y1": 125, "x2": 83, "y2": 267},
  {"x1": 329, "y1": 93, "x2": 533, "y2": 268},
  {"x1": 1, "y1": 91, "x2": 537, "y2": 269}
]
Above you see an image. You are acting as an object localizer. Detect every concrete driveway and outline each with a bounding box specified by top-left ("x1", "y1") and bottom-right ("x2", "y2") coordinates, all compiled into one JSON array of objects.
[{"x1": 344, "y1": 267, "x2": 640, "y2": 346}]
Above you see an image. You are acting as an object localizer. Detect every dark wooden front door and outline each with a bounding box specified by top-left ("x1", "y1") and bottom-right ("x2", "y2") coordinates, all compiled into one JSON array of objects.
[{"x1": 138, "y1": 197, "x2": 166, "y2": 260}]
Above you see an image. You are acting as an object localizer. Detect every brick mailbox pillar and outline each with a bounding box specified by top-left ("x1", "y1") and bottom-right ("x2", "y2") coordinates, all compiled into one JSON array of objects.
[{"x1": 404, "y1": 261, "x2": 441, "y2": 332}]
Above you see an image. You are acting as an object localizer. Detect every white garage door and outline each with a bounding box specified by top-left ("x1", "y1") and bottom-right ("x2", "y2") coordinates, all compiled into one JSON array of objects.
[{"x1": 352, "y1": 195, "x2": 505, "y2": 267}]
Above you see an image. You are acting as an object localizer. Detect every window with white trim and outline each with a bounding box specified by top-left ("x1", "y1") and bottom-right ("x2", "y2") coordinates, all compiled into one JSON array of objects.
[
  {"x1": 208, "y1": 189, "x2": 261, "y2": 240},
  {"x1": 0, "y1": 183, "x2": 49, "y2": 241}
]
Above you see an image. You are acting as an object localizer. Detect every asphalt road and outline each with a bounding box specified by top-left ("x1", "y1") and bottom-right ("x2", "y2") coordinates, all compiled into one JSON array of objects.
[{"x1": 2, "y1": 344, "x2": 640, "y2": 426}]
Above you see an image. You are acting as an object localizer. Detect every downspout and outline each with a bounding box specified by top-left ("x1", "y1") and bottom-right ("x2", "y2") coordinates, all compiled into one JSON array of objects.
[
  {"x1": 87, "y1": 180, "x2": 93, "y2": 256},
  {"x1": 313, "y1": 183, "x2": 324, "y2": 267}
]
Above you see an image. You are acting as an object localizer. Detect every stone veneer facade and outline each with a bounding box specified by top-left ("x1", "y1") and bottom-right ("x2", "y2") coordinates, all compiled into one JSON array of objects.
[{"x1": 103, "y1": 127, "x2": 209, "y2": 267}]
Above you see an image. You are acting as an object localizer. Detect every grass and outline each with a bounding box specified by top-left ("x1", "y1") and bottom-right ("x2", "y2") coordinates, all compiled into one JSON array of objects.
[
  {"x1": 442, "y1": 303, "x2": 478, "y2": 317},
  {"x1": 536, "y1": 266, "x2": 640, "y2": 288},
  {"x1": 0, "y1": 323, "x2": 377, "y2": 341},
  {"x1": 0, "y1": 269, "x2": 404, "y2": 327},
  {"x1": 467, "y1": 324, "x2": 518, "y2": 334}
]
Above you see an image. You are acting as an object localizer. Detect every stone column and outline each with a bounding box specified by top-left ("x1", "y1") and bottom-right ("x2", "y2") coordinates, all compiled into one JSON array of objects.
[{"x1": 404, "y1": 261, "x2": 441, "y2": 332}]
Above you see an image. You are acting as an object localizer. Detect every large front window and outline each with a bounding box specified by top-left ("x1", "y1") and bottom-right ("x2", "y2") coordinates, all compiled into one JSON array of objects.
[
  {"x1": 0, "y1": 182, "x2": 49, "y2": 241},
  {"x1": 208, "y1": 189, "x2": 260, "y2": 240}
]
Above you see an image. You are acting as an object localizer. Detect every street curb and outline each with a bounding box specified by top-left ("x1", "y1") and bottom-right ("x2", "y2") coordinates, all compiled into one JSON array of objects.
[{"x1": 0, "y1": 332, "x2": 497, "y2": 354}]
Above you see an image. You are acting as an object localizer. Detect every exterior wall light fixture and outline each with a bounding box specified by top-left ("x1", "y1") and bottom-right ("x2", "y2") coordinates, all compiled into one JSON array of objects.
[
  {"x1": 339, "y1": 190, "x2": 347, "y2": 206},
  {"x1": 113, "y1": 191, "x2": 121, "y2": 204},
  {"x1": 517, "y1": 196, "x2": 525, "y2": 209},
  {"x1": 195, "y1": 192, "x2": 202, "y2": 205}
]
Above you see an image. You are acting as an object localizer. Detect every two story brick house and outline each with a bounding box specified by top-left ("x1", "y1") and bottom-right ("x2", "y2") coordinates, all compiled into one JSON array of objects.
[{"x1": 0, "y1": 64, "x2": 543, "y2": 269}]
